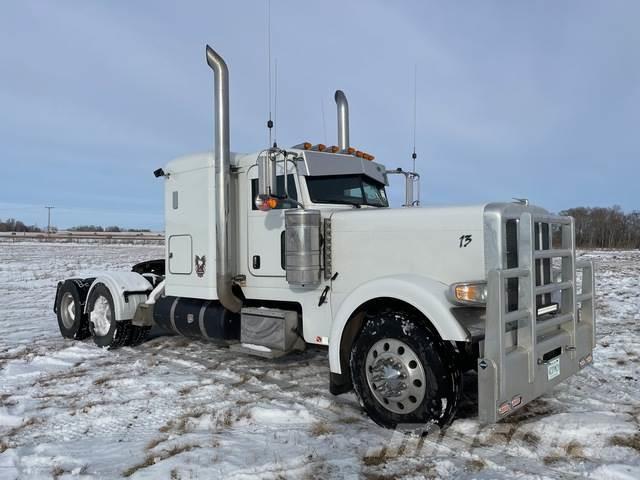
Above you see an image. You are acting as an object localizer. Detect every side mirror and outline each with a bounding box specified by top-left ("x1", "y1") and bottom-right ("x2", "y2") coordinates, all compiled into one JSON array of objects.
[
  {"x1": 257, "y1": 152, "x2": 278, "y2": 198},
  {"x1": 385, "y1": 168, "x2": 421, "y2": 207},
  {"x1": 255, "y1": 151, "x2": 280, "y2": 211}
]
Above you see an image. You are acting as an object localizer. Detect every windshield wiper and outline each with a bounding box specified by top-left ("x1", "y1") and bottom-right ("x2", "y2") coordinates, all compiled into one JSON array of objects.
[
  {"x1": 336, "y1": 200, "x2": 362, "y2": 208},
  {"x1": 362, "y1": 200, "x2": 387, "y2": 208},
  {"x1": 314, "y1": 199, "x2": 363, "y2": 208}
]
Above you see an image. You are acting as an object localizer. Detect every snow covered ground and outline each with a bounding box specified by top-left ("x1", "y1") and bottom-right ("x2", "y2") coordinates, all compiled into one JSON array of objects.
[{"x1": 0, "y1": 243, "x2": 639, "y2": 479}]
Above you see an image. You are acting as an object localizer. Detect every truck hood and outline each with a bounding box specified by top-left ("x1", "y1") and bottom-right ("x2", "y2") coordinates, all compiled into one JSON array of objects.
[
  {"x1": 329, "y1": 204, "x2": 487, "y2": 234},
  {"x1": 328, "y1": 204, "x2": 488, "y2": 289},
  {"x1": 328, "y1": 202, "x2": 552, "y2": 289}
]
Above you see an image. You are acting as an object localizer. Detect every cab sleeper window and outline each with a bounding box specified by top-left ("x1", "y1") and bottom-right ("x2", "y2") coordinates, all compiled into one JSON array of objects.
[{"x1": 251, "y1": 174, "x2": 298, "y2": 210}]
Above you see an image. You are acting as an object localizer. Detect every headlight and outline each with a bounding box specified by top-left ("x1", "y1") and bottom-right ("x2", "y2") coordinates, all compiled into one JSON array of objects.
[{"x1": 449, "y1": 282, "x2": 487, "y2": 306}]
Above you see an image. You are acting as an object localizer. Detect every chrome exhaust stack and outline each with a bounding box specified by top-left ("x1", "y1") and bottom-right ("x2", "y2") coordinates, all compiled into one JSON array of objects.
[
  {"x1": 205, "y1": 45, "x2": 242, "y2": 313},
  {"x1": 334, "y1": 90, "x2": 350, "y2": 151}
]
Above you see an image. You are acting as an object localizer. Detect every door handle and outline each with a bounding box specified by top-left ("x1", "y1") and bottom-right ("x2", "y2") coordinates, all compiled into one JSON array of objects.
[{"x1": 318, "y1": 286, "x2": 330, "y2": 306}]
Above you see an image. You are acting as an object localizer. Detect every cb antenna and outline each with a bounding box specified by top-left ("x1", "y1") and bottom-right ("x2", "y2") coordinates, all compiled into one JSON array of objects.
[
  {"x1": 266, "y1": 0, "x2": 274, "y2": 147},
  {"x1": 273, "y1": 59, "x2": 278, "y2": 148},
  {"x1": 411, "y1": 64, "x2": 417, "y2": 173}
]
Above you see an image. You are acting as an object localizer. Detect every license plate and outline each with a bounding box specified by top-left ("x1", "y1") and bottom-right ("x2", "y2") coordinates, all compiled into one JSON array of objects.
[{"x1": 547, "y1": 357, "x2": 561, "y2": 380}]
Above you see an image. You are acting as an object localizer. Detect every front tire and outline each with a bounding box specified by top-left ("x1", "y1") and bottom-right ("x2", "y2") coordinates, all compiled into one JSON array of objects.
[
  {"x1": 349, "y1": 308, "x2": 462, "y2": 430},
  {"x1": 86, "y1": 283, "x2": 131, "y2": 349}
]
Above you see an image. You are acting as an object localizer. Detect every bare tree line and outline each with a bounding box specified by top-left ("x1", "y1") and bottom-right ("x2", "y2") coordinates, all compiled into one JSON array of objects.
[
  {"x1": 68, "y1": 225, "x2": 151, "y2": 233},
  {"x1": 0, "y1": 218, "x2": 150, "y2": 234},
  {"x1": 559, "y1": 206, "x2": 640, "y2": 249},
  {"x1": 0, "y1": 218, "x2": 42, "y2": 232}
]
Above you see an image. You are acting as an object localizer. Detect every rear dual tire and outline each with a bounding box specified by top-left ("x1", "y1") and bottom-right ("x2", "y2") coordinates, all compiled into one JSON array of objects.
[
  {"x1": 86, "y1": 284, "x2": 131, "y2": 349},
  {"x1": 55, "y1": 279, "x2": 92, "y2": 340},
  {"x1": 56, "y1": 280, "x2": 149, "y2": 349}
]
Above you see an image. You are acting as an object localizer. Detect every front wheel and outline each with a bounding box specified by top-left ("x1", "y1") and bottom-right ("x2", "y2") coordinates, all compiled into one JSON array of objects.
[
  {"x1": 86, "y1": 283, "x2": 131, "y2": 349},
  {"x1": 349, "y1": 308, "x2": 462, "y2": 430}
]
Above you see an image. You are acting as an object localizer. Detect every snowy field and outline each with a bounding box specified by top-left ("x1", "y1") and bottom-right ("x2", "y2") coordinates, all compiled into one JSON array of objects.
[{"x1": 0, "y1": 243, "x2": 639, "y2": 479}]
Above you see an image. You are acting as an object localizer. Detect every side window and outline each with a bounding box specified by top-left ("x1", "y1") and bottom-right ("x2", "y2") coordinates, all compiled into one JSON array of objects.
[{"x1": 251, "y1": 175, "x2": 298, "y2": 210}]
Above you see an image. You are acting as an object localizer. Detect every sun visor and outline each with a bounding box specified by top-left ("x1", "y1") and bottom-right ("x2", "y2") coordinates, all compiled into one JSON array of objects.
[{"x1": 299, "y1": 151, "x2": 388, "y2": 185}]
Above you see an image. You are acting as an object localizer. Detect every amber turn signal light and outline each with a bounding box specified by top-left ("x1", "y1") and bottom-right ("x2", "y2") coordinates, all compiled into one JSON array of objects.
[
  {"x1": 450, "y1": 282, "x2": 488, "y2": 305},
  {"x1": 255, "y1": 195, "x2": 278, "y2": 211}
]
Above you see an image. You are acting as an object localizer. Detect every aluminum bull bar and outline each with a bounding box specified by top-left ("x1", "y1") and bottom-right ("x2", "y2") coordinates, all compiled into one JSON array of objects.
[{"x1": 478, "y1": 212, "x2": 595, "y2": 423}]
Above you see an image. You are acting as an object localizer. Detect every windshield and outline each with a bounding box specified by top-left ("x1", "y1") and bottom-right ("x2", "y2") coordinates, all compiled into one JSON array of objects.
[{"x1": 306, "y1": 174, "x2": 388, "y2": 207}]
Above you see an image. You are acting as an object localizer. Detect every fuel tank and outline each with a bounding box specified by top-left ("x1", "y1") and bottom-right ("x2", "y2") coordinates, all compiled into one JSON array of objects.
[{"x1": 153, "y1": 296, "x2": 240, "y2": 343}]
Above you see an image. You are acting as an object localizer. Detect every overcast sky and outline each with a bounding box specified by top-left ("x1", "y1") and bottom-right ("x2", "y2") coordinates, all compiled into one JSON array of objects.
[{"x1": 1, "y1": 1, "x2": 638, "y2": 230}]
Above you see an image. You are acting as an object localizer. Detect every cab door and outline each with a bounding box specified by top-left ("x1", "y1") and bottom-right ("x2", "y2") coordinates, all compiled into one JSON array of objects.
[{"x1": 247, "y1": 169, "x2": 299, "y2": 278}]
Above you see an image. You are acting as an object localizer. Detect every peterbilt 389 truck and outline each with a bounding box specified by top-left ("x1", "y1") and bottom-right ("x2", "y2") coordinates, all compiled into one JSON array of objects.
[{"x1": 54, "y1": 45, "x2": 596, "y2": 429}]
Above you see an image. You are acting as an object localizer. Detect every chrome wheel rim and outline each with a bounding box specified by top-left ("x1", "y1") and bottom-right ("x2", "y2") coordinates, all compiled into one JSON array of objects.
[
  {"x1": 90, "y1": 295, "x2": 112, "y2": 337},
  {"x1": 60, "y1": 292, "x2": 76, "y2": 329},
  {"x1": 365, "y1": 338, "x2": 426, "y2": 414}
]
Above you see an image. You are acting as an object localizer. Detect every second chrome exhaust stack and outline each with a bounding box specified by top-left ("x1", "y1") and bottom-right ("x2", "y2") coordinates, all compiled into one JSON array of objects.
[
  {"x1": 205, "y1": 45, "x2": 242, "y2": 313},
  {"x1": 334, "y1": 90, "x2": 349, "y2": 151}
]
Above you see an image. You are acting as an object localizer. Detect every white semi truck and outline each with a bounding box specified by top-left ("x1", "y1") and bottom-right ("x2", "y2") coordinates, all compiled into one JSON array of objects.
[{"x1": 54, "y1": 45, "x2": 596, "y2": 429}]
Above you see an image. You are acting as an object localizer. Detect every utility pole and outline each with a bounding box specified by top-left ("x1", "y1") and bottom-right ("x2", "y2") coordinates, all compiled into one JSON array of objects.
[{"x1": 45, "y1": 206, "x2": 55, "y2": 234}]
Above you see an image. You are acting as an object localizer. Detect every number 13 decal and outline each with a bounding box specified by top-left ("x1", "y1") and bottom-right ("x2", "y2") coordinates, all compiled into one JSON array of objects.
[{"x1": 459, "y1": 234, "x2": 472, "y2": 248}]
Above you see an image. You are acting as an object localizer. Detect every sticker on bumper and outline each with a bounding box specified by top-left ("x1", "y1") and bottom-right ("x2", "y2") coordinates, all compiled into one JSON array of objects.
[{"x1": 547, "y1": 357, "x2": 561, "y2": 380}]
